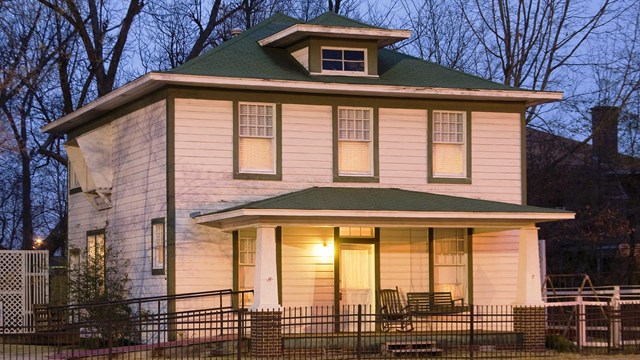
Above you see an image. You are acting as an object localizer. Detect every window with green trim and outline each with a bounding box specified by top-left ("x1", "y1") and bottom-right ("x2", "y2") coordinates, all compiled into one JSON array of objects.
[
  {"x1": 432, "y1": 111, "x2": 468, "y2": 179},
  {"x1": 321, "y1": 47, "x2": 367, "y2": 74},
  {"x1": 151, "y1": 218, "x2": 165, "y2": 275},
  {"x1": 337, "y1": 107, "x2": 373, "y2": 176},
  {"x1": 238, "y1": 103, "x2": 276, "y2": 174}
]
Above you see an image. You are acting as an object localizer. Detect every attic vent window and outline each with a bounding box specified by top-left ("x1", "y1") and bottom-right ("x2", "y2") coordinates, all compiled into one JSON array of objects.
[{"x1": 321, "y1": 47, "x2": 366, "y2": 74}]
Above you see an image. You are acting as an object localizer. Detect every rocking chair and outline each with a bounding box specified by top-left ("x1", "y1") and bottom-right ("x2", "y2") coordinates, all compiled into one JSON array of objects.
[{"x1": 378, "y1": 287, "x2": 413, "y2": 332}]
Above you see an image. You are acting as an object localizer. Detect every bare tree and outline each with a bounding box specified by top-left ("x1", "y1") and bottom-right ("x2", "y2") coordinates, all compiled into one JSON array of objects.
[
  {"x1": 459, "y1": 0, "x2": 619, "y2": 124},
  {"x1": 0, "y1": 1, "x2": 62, "y2": 249},
  {"x1": 38, "y1": 0, "x2": 145, "y2": 96}
]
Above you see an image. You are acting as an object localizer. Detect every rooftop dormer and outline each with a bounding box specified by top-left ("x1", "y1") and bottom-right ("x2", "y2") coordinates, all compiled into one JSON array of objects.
[{"x1": 258, "y1": 13, "x2": 410, "y2": 77}]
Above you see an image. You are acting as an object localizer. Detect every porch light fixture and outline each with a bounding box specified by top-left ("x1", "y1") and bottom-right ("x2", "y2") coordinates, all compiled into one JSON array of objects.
[{"x1": 314, "y1": 241, "x2": 334, "y2": 263}]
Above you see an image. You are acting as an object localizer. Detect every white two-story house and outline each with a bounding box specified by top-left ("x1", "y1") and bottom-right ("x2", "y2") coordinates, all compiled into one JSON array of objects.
[{"x1": 43, "y1": 12, "x2": 573, "y2": 313}]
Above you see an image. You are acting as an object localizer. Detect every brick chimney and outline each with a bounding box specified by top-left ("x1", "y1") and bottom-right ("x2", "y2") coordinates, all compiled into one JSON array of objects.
[{"x1": 591, "y1": 106, "x2": 620, "y2": 165}]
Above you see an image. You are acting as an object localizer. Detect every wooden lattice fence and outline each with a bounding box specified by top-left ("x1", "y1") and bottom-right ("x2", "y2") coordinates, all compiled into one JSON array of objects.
[{"x1": 0, "y1": 250, "x2": 48, "y2": 333}]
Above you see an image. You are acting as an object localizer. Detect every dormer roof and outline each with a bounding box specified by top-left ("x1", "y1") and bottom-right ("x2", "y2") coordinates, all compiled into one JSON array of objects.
[{"x1": 258, "y1": 13, "x2": 410, "y2": 48}]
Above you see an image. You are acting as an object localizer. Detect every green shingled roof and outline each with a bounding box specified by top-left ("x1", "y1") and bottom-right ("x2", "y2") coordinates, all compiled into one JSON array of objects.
[
  {"x1": 168, "y1": 12, "x2": 519, "y2": 91},
  {"x1": 209, "y1": 187, "x2": 570, "y2": 214}
]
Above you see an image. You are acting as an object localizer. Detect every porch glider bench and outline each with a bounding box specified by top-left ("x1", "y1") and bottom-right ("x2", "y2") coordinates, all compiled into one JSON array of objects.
[{"x1": 406, "y1": 292, "x2": 468, "y2": 316}]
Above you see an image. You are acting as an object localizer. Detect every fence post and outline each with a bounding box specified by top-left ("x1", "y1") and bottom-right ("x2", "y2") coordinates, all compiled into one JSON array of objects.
[
  {"x1": 237, "y1": 309, "x2": 243, "y2": 360},
  {"x1": 575, "y1": 296, "x2": 584, "y2": 352},
  {"x1": 357, "y1": 304, "x2": 362, "y2": 359},
  {"x1": 469, "y1": 305, "x2": 474, "y2": 360},
  {"x1": 107, "y1": 316, "x2": 113, "y2": 359},
  {"x1": 610, "y1": 287, "x2": 621, "y2": 351}
]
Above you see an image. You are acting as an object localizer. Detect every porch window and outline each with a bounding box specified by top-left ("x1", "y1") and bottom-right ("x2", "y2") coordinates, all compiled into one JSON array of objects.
[
  {"x1": 236, "y1": 102, "x2": 279, "y2": 177},
  {"x1": 430, "y1": 111, "x2": 470, "y2": 181},
  {"x1": 432, "y1": 228, "x2": 468, "y2": 302},
  {"x1": 336, "y1": 107, "x2": 376, "y2": 179},
  {"x1": 151, "y1": 218, "x2": 165, "y2": 275},
  {"x1": 235, "y1": 228, "x2": 256, "y2": 307},
  {"x1": 86, "y1": 229, "x2": 106, "y2": 293}
]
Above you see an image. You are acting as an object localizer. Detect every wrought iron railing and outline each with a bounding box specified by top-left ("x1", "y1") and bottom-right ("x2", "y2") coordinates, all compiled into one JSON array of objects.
[{"x1": 3, "y1": 289, "x2": 640, "y2": 359}]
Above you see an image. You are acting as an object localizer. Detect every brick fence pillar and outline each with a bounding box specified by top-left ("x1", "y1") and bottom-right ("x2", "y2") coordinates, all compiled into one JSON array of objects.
[
  {"x1": 513, "y1": 306, "x2": 546, "y2": 352},
  {"x1": 250, "y1": 310, "x2": 282, "y2": 357}
]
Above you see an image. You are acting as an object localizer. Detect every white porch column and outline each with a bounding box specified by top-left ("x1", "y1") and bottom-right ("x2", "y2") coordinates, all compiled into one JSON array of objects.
[
  {"x1": 514, "y1": 225, "x2": 544, "y2": 305},
  {"x1": 251, "y1": 225, "x2": 280, "y2": 310}
]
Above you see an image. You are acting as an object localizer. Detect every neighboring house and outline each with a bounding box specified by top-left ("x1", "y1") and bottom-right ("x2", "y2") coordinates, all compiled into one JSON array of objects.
[
  {"x1": 527, "y1": 107, "x2": 640, "y2": 284},
  {"x1": 42, "y1": 12, "x2": 573, "y2": 312}
]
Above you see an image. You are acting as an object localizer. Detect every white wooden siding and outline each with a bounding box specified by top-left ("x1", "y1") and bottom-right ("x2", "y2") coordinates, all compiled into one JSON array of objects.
[
  {"x1": 379, "y1": 228, "x2": 429, "y2": 293},
  {"x1": 111, "y1": 100, "x2": 167, "y2": 299},
  {"x1": 67, "y1": 100, "x2": 167, "y2": 301},
  {"x1": 379, "y1": 109, "x2": 428, "y2": 185},
  {"x1": 282, "y1": 104, "x2": 333, "y2": 182},
  {"x1": 170, "y1": 99, "x2": 526, "y2": 303},
  {"x1": 281, "y1": 227, "x2": 334, "y2": 307},
  {"x1": 472, "y1": 228, "x2": 520, "y2": 305}
]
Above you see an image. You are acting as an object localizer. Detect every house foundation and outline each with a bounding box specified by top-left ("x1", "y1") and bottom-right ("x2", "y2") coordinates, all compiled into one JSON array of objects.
[
  {"x1": 513, "y1": 306, "x2": 546, "y2": 351},
  {"x1": 250, "y1": 310, "x2": 283, "y2": 357}
]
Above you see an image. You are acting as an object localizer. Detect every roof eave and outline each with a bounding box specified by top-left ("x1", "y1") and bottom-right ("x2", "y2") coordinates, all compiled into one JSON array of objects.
[
  {"x1": 194, "y1": 208, "x2": 575, "y2": 230},
  {"x1": 42, "y1": 73, "x2": 563, "y2": 134}
]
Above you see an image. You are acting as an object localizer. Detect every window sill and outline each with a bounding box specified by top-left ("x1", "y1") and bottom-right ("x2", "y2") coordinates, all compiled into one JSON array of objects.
[
  {"x1": 310, "y1": 71, "x2": 379, "y2": 78},
  {"x1": 429, "y1": 177, "x2": 472, "y2": 184},
  {"x1": 334, "y1": 175, "x2": 379, "y2": 183},
  {"x1": 152, "y1": 268, "x2": 165, "y2": 276},
  {"x1": 234, "y1": 172, "x2": 282, "y2": 181}
]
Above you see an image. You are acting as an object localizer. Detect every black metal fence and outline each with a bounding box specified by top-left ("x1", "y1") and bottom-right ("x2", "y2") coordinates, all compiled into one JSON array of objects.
[{"x1": 3, "y1": 291, "x2": 640, "y2": 359}]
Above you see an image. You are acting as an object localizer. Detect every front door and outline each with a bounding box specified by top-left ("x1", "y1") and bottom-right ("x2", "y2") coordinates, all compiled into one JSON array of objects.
[{"x1": 339, "y1": 242, "x2": 375, "y2": 331}]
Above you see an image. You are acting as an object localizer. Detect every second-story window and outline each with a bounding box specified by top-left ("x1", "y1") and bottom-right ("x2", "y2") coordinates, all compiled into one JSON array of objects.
[
  {"x1": 338, "y1": 107, "x2": 373, "y2": 176},
  {"x1": 432, "y1": 111, "x2": 467, "y2": 179},
  {"x1": 238, "y1": 103, "x2": 276, "y2": 174},
  {"x1": 322, "y1": 48, "x2": 366, "y2": 74}
]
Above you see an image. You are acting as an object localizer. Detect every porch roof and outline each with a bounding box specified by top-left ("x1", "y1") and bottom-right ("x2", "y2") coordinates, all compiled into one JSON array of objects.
[{"x1": 193, "y1": 187, "x2": 574, "y2": 230}]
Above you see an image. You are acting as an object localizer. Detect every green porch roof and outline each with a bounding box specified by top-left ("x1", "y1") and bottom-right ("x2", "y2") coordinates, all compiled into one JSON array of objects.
[
  {"x1": 168, "y1": 12, "x2": 519, "y2": 91},
  {"x1": 205, "y1": 187, "x2": 570, "y2": 215}
]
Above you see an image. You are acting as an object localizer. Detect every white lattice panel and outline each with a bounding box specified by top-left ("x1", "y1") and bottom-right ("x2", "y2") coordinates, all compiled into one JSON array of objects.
[{"x1": 0, "y1": 251, "x2": 48, "y2": 333}]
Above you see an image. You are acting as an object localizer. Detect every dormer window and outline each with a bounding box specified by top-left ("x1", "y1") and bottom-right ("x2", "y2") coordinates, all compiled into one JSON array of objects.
[{"x1": 321, "y1": 47, "x2": 366, "y2": 74}]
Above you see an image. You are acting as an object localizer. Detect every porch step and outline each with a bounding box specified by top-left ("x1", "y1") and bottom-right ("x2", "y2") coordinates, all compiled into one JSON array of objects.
[{"x1": 382, "y1": 341, "x2": 443, "y2": 357}]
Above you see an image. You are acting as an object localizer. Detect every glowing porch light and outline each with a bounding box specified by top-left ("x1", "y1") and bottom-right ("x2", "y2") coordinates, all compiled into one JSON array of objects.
[{"x1": 314, "y1": 241, "x2": 334, "y2": 263}]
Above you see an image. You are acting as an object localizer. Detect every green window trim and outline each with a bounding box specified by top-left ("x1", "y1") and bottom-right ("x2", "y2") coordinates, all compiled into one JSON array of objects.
[
  {"x1": 151, "y1": 218, "x2": 166, "y2": 275},
  {"x1": 427, "y1": 109, "x2": 472, "y2": 184},
  {"x1": 332, "y1": 106, "x2": 380, "y2": 183},
  {"x1": 233, "y1": 101, "x2": 282, "y2": 180}
]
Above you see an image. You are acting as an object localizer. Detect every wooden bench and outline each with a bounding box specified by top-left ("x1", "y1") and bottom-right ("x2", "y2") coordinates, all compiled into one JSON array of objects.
[{"x1": 406, "y1": 292, "x2": 468, "y2": 316}]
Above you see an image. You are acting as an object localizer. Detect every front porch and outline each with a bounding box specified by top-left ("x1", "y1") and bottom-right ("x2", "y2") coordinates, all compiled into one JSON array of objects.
[{"x1": 193, "y1": 187, "x2": 574, "y2": 313}]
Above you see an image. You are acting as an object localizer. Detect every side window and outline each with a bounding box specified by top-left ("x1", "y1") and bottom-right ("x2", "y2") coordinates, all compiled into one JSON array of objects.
[
  {"x1": 334, "y1": 107, "x2": 378, "y2": 181},
  {"x1": 151, "y1": 218, "x2": 165, "y2": 275},
  {"x1": 86, "y1": 229, "x2": 106, "y2": 292},
  {"x1": 234, "y1": 102, "x2": 281, "y2": 180},
  {"x1": 234, "y1": 228, "x2": 256, "y2": 307},
  {"x1": 430, "y1": 110, "x2": 470, "y2": 183}
]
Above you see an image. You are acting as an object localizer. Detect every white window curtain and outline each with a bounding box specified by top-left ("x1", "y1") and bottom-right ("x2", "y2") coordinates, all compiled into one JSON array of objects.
[
  {"x1": 433, "y1": 111, "x2": 466, "y2": 178},
  {"x1": 239, "y1": 103, "x2": 275, "y2": 173},
  {"x1": 338, "y1": 107, "x2": 372, "y2": 175}
]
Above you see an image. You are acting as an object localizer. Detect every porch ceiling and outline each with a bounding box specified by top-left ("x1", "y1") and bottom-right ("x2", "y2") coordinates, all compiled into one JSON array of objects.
[{"x1": 193, "y1": 187, "x2": 574, "y2": 231}]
